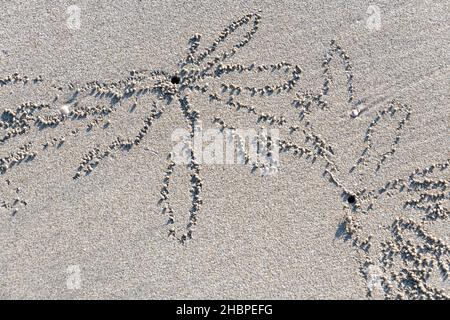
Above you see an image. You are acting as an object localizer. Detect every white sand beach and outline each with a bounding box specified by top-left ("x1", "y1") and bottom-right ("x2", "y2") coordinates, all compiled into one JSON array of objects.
[{"x1": 0, "y1": 0, "x2": 448, "y2": 299}]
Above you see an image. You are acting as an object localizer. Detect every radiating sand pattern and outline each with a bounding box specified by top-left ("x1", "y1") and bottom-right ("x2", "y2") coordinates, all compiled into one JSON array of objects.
[{"x1": 1, "y1": 12, "x2": 448, "y2": 299}]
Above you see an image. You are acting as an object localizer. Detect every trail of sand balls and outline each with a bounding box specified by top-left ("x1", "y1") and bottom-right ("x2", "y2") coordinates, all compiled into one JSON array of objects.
[
  {"x1": 166, "y1": 13, "x2": 449, "y2": 299},
  {"x1": 346, "y1": 159, "x2": 450, "y2": 299},
  {"x1": 0, "y1": 12, "x2": 448, "y2": 299}
]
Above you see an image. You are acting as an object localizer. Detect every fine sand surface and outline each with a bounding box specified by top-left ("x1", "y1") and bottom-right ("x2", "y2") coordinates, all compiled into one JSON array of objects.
[{"x1": 0, "y1": 1, "x2": 449, "y2": 299}]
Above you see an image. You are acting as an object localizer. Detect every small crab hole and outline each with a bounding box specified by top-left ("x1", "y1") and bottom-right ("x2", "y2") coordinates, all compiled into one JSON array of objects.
[
  {"x1": 171, "y1": 75, "x2": 180, "y2": 84},
  {"x1": 347, "y1": 195, "x2": 356, "y2": 204}
]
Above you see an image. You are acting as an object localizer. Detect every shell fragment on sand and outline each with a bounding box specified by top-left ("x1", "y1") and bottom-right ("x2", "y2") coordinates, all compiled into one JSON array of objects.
[{"x1": 60, "y1": 104, "x2": 71, "y2": 116}]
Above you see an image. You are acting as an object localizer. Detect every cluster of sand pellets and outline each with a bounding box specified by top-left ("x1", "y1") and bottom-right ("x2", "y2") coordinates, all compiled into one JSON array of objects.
[
  {"x1": 0, "y1": 12, "x2": 448, "y2": 299},
  {"x1": 0, "y1": 73, "x2": 43, "y2": 86},
  {"x1": 351, "y1": 100, "x2": 412, "y2": 173},
  {"x1": 158, "y1": 152, "x2": 203, "y2": 243},
  {"x1": 0, "y1": 142, "x2": 35, "y2": 174},
  {"x1": 180, "y1": 12, "x2": 262, "y2": 78},
  {"x1": 344, "y1": 159, "x2": 449, "y2": 299},
  {"x1": 0, "y1": 179, "x2": 27, "y2": 217},
  {"x1": 73, "y1": 101, "x2": 165, "y2": 179},
  {"x1": 211, "y1": 117, "x2": 281, "y2": 175},
  {"x1": 176, "y1": 14, "x2": 448, "y2": 299},
  {"x1": 216, "y1": 62, "x2": 301, "y2": 96},
  {"x1": 322, "y1": 40, "x2": 355, "y2": 103}
]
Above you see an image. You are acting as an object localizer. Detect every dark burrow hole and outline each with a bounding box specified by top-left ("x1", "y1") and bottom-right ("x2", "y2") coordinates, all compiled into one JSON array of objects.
[
  {"x1": 171, "y1": 75, "x2": 180, "y2": 84},
  {"x1": 347, "y1": 195, "x2": 356, "y2": 204}
]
